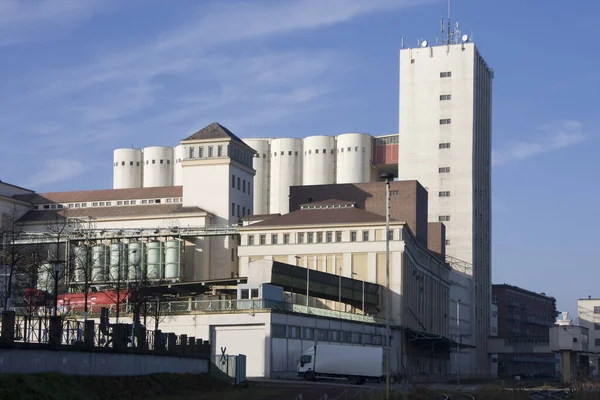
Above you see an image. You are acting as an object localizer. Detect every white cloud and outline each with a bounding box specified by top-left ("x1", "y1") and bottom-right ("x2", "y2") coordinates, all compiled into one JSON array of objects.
[
  {"x1": 24, "y1": 159, "x2": 89, "y2": 189},
  {"x1": 0, "y1": 0, "x2": 109, "y2": 45},
  {"x1": 492, "y1": 120, "x2": 587, "y2": 166}
]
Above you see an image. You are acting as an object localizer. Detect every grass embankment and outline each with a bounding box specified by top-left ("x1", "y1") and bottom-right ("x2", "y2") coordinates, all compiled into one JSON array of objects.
[{"x1": 0, "y1": 373, "x2": 230, "y2": 400}]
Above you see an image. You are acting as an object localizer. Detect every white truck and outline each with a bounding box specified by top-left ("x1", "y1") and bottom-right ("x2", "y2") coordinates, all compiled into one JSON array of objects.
[{"x1": 297, "y1": 344, "x2": 384, "y2": 384}]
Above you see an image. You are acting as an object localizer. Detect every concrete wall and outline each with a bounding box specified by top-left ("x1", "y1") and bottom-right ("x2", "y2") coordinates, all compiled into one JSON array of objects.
[{"x1": 0, "y1": 348, "x2": 209, "y2": 376}]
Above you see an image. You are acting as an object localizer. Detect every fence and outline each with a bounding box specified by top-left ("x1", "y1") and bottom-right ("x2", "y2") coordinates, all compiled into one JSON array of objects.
[{"x1": 0, "y1": 311, "x2": 210, "y2": 359}]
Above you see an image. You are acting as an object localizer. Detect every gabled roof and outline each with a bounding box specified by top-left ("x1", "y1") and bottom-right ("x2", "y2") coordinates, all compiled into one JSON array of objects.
[
  {"x1": 13, "y1": 186, "x2": 182, "y2": 204},
  {"x1": 182, "y1": 122, "x2": 255, "y2": 152},
  {"x1": 241, "y1": 201, "x2": 397, "y2": 229}
]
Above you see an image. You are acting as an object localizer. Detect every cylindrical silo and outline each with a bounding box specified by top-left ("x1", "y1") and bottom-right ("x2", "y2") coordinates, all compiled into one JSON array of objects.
[
  {"x1": 335, "y1": 133, "x2": 373, "y2": 184},
  {"x1": 72, "y1": 245, "x2": 89, "y2": 283},
  {"x1": 128, "y1": 242, "x2": 145, "y2": 281},
  {"x1": 91, "y1": 244, "x2": 108, "y2": 283},
  {"x1": 113, "y1": 149, "x2": 143, "y2": 189},
  {"x1": 269, "y1": 138, "x2": 303, "y2": 215},
  {"x1": 142, "y1": 146, "x2": 174, "y2": 188},
  {"x1": 109, "y1": 243, "x2": 128, "y2": 281},
  {"x1": 173, "y1": 145, "x2": 184, "y2": 186},
  {"x1": 164, "y1": 240, "x2": 182, "y2": 280},
  {"x1": 302, "y1": 135, "x2": 335, "y2": 185},
  {"x1": 243, "y1": 139, "x2": 270, "y2": 215},
  {"x1": 146, "y1": 241, "x2": 163, "y2": 280}
]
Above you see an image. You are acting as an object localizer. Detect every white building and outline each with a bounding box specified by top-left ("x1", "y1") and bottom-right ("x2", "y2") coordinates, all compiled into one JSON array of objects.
[
  {"x1": 397, "y1": 32, "x2": 493, "y2": 376},
  {"x1": 114, "y1": 131, "x2": 399, "y2": 216}
]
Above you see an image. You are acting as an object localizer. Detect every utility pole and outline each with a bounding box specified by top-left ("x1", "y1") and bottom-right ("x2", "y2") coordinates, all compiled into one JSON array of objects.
[
  {"x1": 380, "y1": 172, "x2": 394, "y2": 400},
  {"x1": 456, "y1": 299, "x2": 461, "y2": 384}
]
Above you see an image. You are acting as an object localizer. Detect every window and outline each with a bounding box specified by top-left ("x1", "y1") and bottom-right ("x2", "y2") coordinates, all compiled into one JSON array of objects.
[
  {"x1": 307, "y1": 232, "x2": 314, "y2": 243},
  {"x1": 141, "y1": 200, "x2": 148, "y2": 204},
  {"x1": 248, "y1": 182, "x2": 251, "y2": 196},
  {"x1": 152, "y1": 159, "x2": 156, "y2": 164},
  {"x1": 124, "y1": 200, "x2": 130, "y2": 205},
  {"x1": 231, "y1": 248, "x2": 235, "y2": 261},
  {"x1": 283, "y1": 234, "x2": 290, "y2": 244},
  {"x1": 272, "y1": 324, "x2": 286, "y2": 338},
  {"x1": 160, "y1": 159, "x2": 164, "y2": 164},
  {"x1": 445, "y1": 239, "x2": 451, "y2": 245},
  {"x1": 594, "y1": 306, "x2": 600, "y2": 314},
  {"x1": 116, "y1": 201, "x2": 122, "y2": 206},
  {"x1": 318, "y1": 329, "x2": 329, "y2": 341},
  {"x1": 326, "y1": 232, "x2": 333, "y2": 243},
  {"x1": 362, "y1": 230, "x2": 369, "y2": 241},
  {"x1": 242, "y1": 207, "x2": 246, "y2": 216},
  {"x1": 105, "y1": 202, "x2": 111, "y2": 206},
  {"x1": 231, "y1": 202, "x2": 235, "y2": 216},
  {"x1": 303, "y1": 327, "x2": 314, "y2": 340},
  {"x1": 199, "y1": 147, "x2": 204, "y2": 158},
  {"x1": 121, "y1": 161, "x2": 125, "y2": 166},
  {"x1": 350, "y1": 231, "x2": 357, "y2": 242},
  {"x1": 336, "y1": 231, "x2": 342, "y2": 242},
  {"x1": 440, "y1": 94, "x2": 452, "y2": 101},
  {"x1": 217, "y1": 145, "x2": 223, "y2": 157},
  {"x1": 439, "y1": 215, "x2": 451, "y2": 222},
  {"x1": 271, "y1": 234, "x2": 278, "y2": 244},
  {"x1": 390, "y1": 190, "x2": 399, "y2": 196},
  {"x1": 251, "y1": 289, "x2": 259, "y2": 298},
  {"x1": 411, "y1": 59, "x2": 415, "y2": 64},
  {"x1": 260, "y1": 235, "x2": 266, "y2": 245},
  {"x1": 439, "y1": 191, "x2": 451, "y2": 197},
  {"x1": 248, "y1": 235, "x2": 255, "y2": 245},
  {"x1": 136, "y1": 161, "x2": 140, "y2": 166},
  {"x1": 92, "y1": 202, "x2": 98, "y2": 207},
  {"x1": 167, "y1": 160, "x2": 170, "y2": 164},
  {"x1": 99, "y1": 202, "x2": 105, "y2": 206},
  {"x1": 237, "y1": 205, "x2": 240, "y2": 217},
  {"x1": 440, "y1": 71, "x2": 452, "y2": 78},
  {"x1": 439, "y1": 167, "x2": 450, "y2": 173},
  {"x1": 297, "y1": 233, "x2": 305, "y2": 243},
  {"x1": 288, "y1": 326, "x2": 301, "y2": 339},
  {"x1": 315, "y1": 149, "x2": 319, "y2": 154},
  {"x1": 439, "y1": 142, "x2": 451, "y2": 149},
  {"x1": 388, "y1": 229, "x2": 394, "y2": 240},
  {"x1": 439, "y1": 118, "x2": 451, "y2": 125},
  {"x1": 130, "y1": 161, "x2": 133, "y2": 166},
  {"x1": 316, "y1": 232, "x2": 323, "y2": 243},
  {"x1": 330, "y1": 330, "x2": 340, "y2": 342},
  {"x1": 595, "y1": 338, "x2": 600, "y2": 347},
  {"x1": 243, "y1": 180, "x2": 246, "y2": 193},
  {"x1": 232, "y1": 175, "x2": 235, "y2": 188},
  {"x1": 237, "y1": 177, "x2": 241, "y2": 189},
  {"x1": 363, "y1": 334, "x2": 373, "y2": 345},
  {"x1": 208, "y1": 146, "x2": 213, "y2": 157}
]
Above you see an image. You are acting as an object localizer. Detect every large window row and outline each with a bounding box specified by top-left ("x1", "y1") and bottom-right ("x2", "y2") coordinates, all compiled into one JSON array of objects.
[
  {"x1": 272, "y1": 324, "x2": 384, "y2": 345},
  {"x1": 247, "y1": 229, "x2": 395, "y2": 246},
  {"x1": 231, "y1": 202, "x2": 251, "y2": 218},
  {"x1": 113, "y1": 159, "x2": 171, "y2": 167},
  {"x1": 231, "y1": 174, "x2": 251, "y2": 196},
  {"x1": 32, "y1": 197, "x2": 182, "y2": 211}
]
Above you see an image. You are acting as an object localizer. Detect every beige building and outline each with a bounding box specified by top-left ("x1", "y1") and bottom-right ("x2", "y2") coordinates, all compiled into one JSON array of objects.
[{"x1": 238, "y1": 197, "x2": 454, "y2": 375}]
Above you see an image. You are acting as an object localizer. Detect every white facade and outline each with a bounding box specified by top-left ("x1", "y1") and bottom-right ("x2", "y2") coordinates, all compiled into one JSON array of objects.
[
  {"x1": 142, "y1": 146, "x2": 174, "y2": 188},
  {"x1": 302, "y1": 135, "x2": 335, "y2": 186},
  {"x1": 244, "y1": 139, "x2": 271, "y2": 216},
  {"x1": 335, "y1": 133, "x2": 373, "y2": 184},
  {"x1": 113, "y1": 149, "x2": 143, "y2": 189},
  {"x1": 397, "y1": 41, "x2": 493, "y2": 376},
  {"x1": 268, "y1": 138, "x2": 303, "y2": 215},
  {"x1": 173, "y1": 145, "x2": 184, "y2": 186},
  {"x1": 577, "y1": 299, "x2": 600, "y2": 353}
]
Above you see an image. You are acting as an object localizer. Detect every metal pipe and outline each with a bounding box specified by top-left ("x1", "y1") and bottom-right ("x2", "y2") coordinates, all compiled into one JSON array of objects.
[
  {"x1": 306, "y1": 263, "x2": 310, "y2": 308},
  {"x1": 380, "y1": 172, "x2": 394, "y2": 400},
  {"x1": 362, "y1": 280, "x2": 365, "y2": 314},
  {"x1": 457, "y1": 299, "x2": 461, "y2": 384}
]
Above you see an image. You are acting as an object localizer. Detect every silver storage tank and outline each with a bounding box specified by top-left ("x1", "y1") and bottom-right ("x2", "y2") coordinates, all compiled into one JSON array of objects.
[
  {"x1": 146, "y1": 241, "x2": 163, "y2": 280},
  {"x1": 128, "y1": 242, "x2": 145, "y2": 281},
  {"x1": 72, "y1": 245, "x2": 89, "y2": 283},
  {"x1": 164, "y1": 240, "x2": 182, "y2": 279},
  {"x1": 91, "y1": 244, "x2": 108, "y2": 283},
  {"x1": 109, "y1": 243, "x2": 128, "y2": 281}
]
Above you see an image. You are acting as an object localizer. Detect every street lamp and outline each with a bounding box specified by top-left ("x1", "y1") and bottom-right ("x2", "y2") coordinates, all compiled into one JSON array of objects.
[
  {"x1": 116, "y1": 248, "x2": 136, "y2": 324},
  {"x1": 380, "y1": 172, "x2": 394, "y2": 400},
  {"x1": 50, "y1": 260, "x2": 64, "y2": 317}
]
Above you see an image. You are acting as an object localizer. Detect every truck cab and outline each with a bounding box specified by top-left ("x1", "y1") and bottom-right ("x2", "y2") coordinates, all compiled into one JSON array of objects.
[{"x1": 297, "y1": 345, "x2": 316, "y2": 380}]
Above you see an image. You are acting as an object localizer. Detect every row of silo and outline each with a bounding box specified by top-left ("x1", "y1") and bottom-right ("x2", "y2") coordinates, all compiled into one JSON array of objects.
[
  {"x1": 113, "y1": 146, "x2": 183, "y2": 189},
  {"x1": 243, "y1": 133, "x2": 374, "y2": 215},
  {"x1": 68, "y1": 240, "x2": 183, "y2": 284}
]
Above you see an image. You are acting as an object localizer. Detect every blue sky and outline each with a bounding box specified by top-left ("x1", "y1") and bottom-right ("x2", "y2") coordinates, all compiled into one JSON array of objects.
[{"x1": 0, "y1": 0, "x2": 598, "y2": 315}]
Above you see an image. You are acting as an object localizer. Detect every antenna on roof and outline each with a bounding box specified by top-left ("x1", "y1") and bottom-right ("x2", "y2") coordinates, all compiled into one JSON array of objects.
[{"x1": 447, "y1": 0, "x2": 451, "y2": 45}]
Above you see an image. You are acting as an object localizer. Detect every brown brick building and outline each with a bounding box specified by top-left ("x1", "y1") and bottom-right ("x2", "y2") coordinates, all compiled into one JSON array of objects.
[{"x1": 492, "y1": 284, "x2": 558, "y2": 377}]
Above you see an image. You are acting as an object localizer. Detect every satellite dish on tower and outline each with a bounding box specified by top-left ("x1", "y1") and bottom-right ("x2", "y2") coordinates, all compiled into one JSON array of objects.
[
  {"x1": 421, "y1": 40, "x2": 428, "y2": 47},
  {"x1": 461, "y1": 34, "x2": 469, "y2": 42}
]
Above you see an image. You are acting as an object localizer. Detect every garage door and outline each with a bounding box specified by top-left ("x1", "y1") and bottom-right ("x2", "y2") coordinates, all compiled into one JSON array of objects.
[{"x1": 211, "y1": 324, "x2": 266, "y2": 378}]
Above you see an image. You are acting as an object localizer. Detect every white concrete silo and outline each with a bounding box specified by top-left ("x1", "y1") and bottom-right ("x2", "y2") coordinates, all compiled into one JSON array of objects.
[
  {"x1": 335, "y1": 133, "x2": 373, "y2": 184},
  {"x1": 243, "y1": 139, "x2": 271, "y2": 216},
  {"x1": 173, "y1": 145, "x2": 184, "y2": 186},
  {"x1": 113, "y1": 149, "x2": 143, "y2": 189},
  {"x1": 142, "y1": 146, "x2": 174, "y2": 187},
  {"x1": 269, "y1": 138, "x2": 303, "y2": 215},
  {"x1": 302, "y1": 135, "x2": 335, "y2": 185}
]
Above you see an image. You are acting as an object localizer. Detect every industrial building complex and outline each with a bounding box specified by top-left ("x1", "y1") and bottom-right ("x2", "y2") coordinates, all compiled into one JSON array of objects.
[{"x1": 0, "y1": 24, "x2": 517, "y2": 382}]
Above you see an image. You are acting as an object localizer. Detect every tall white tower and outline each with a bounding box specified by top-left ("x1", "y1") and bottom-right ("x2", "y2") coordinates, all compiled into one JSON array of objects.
[{"x1": 397, "y1": 33, "x2": 493, "y2": 376}]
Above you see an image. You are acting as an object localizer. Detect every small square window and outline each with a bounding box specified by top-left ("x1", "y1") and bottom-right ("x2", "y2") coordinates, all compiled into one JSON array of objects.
[
  {"x1": 594, "y1": 306, "x2": 600, "y2": 314},
  {"x1": 336, "y1": 231, "x2": 342, "y2": 242},
  {"x1": 440, "y1": 94, "x2": 452, "y2": 101},
  {"x1": 439, "y1": 215, "x2": 451, "y2": 222},
  {"x1": 350, "y1": 231, "x2": 357, "y2": 242},
  {"x1": 307, "y1": 232, "x2": 314, "y2": 243},
  {"x1": 297, "y1": 233, "x2": 305, "y2": 243},
  {"x1": 160, "y1": 159, "x2": 164, "y2": 164},
  {"x1": 121, "y1": 161, "x2": 125, "y2": 166},
  {"x1": 439, "y1": 143, "x2": 451, "y2": 149},
  {"x1": 152, "y1": 159, "x2": 156, "y2": 164},
  {"x1": 439, "y1": 167, "x2": 450, "y2": 173},
  {"x1": 283, "y1": 234, "x2": 290, "y2": 244},
  {"x1": 260, "y1": 235, "x2": 266, "y2": 245},
  {"x1": 439, "y1": 191, "x2": 451, "y2": 197},
  {"x1": 411, "y1": 59, "x2": 415, "y2": 64},
  {"x1": 248, "y1": 236, "x2": 255, "y2": 245},
  {"x1": 142, "y1": 200, "x2": 148, "y2": 204},
  {"x1": 445, "y1": 239, "x2": 451, "y2": 245},
  {"x1": 271, "y1": 234, "x2": 278, "y2": 244},
  {"x1": 316, "y1": 232, "x2": 323, "y2": 243},
  {"x1": 439, "y1": 118, "x2": 451, "y2": 125},
  {"x1": 130, "y1": 161, "x2": 133, "y2": 166},
  {"x1": 362, "y1": 230, "x2": 369, "y2": 241},
  {"x1": 326, "y1": 232, "x2": 333, "y2": 243}
]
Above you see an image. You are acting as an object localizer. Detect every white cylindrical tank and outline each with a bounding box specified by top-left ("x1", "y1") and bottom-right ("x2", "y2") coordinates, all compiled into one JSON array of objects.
[
  {"x1": 164, "y1": 240, "x2": 182, "y2": 280},
  {"x1": 302, "y1": 135, "x2": 335, "y2": 185},
  {"x1": 113, "y1": 149, "x2": 143, "y2": 189},
  {"x1": 173, "y1": 145, "x2": 184, "y2": 186},
  {"x1": 142, "y1": 146, "x2": 174, "y2": 188},
  {"x1": 146, "y1": 241, "x2": 163, "y2": 280},
  {"x1": 335, "y1": 133, "x2": 373, "y2": 184},
  {"x1": 91, "y1": 245, "x2": 108, "y2": 283},
  {"x1": 243, "y1": 139, "x2": 270, "y2": 215},
  {"x1": 128, "y1": 242, "x2": 145, "y2": 281},
  {"x1": 109, "y1": 243, "x2": 128, "y2": 281},
  {"x1": 269, "y1": 138, "x2": 303, "y2": 215},
  {"x1": 72, "y1": 245, "x2": 89, "y2": 283}
]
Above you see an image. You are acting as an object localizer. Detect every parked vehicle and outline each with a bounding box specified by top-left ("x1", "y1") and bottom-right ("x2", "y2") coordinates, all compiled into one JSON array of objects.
[{"x1": 297, "y1": 344, "x2": 384, "y2": 384}]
